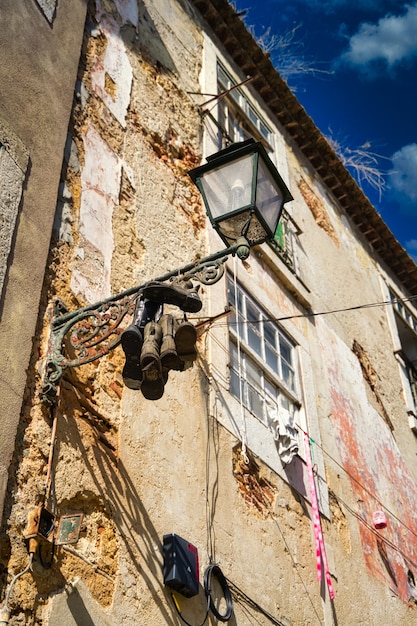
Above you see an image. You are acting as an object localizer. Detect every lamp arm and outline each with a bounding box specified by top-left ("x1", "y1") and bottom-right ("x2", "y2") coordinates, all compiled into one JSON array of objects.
[{"x1": 41, "y1": 241, "x2": 247, "y2": 403}]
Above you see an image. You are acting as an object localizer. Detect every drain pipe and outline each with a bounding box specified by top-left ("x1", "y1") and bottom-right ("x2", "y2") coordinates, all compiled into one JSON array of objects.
[{"x1": 0, "y1": 553, "x2": 34, "y2": 625}]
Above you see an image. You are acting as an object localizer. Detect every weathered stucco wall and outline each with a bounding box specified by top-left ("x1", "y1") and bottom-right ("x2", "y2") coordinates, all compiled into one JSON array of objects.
[
  {"x1": 1, "y1": 0, "x2": 417, "y2": 625},
  {"x1": 0, "y1": 0, "x2": 87, "y2": 522}
]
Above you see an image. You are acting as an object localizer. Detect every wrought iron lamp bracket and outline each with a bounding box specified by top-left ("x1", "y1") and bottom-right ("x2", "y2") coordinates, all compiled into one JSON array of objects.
[{"x1": 42, "y1": 242, "x2": 245, "y2": 403}]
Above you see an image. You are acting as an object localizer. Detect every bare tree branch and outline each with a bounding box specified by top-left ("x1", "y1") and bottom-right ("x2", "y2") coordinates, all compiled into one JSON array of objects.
[
  {"x1": 326, "y1": 134, "x2": 389, "y2": 199},
  {"x1": 229, "y1": 3, "x2": 389, "y2": 199}
]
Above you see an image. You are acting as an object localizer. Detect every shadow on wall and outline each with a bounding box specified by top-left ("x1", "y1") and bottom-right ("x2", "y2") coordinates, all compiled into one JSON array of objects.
[{"x1": 54, "y1": 380, "x2": 176, "y2": 623}]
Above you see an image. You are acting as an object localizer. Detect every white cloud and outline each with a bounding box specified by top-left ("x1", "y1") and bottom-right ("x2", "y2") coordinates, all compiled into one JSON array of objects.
[
  {"x1": 389, "y1": 143, "x2": 417, "y2": 204},
  {"x1": 405, "y1": 239, "x2": 417, "y2": 262},
  {"x1": 406, "y1": 239, "x2": 417, "y2": 250},
  {"x1": 340, "y1": 3, "x2": 417, "y2": 68}
]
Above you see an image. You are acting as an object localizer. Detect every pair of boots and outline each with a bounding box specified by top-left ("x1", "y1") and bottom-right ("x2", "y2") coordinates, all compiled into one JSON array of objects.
[{"x1": 121, "y1": 314, "x2": 197, "y2": 400}]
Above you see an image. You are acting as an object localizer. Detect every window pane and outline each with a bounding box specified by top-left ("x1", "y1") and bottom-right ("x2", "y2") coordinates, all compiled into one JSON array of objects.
[
  {"x1": 247, "y1": 382, "x2": 263, "y2": 419},
  {"x1": 229, "y1": 310, "x2": 245, "y2": 339},
  {"x1": 227, "y1": 278, "x2": 244, "y2": 310},
  {"x1": 265, "y1": 378, "x2": 278, "y2": 404},
  {"x1": 246, "y1": 357, "x2": 262, "y2": 387},
  {"x1": 265, "y1": 345, "x2": 279, "y2": 374},
  {"x1": 282, "y1": 362, "x2": 295, "y2": 391},
  {"x1": 246, "y1": 299, "x2": 259, "y2": 322},
  {"x1": 264, "y1": 323, "x2": 277, "y2": 348},
  {"x1": 230, "y1": 368, "x2": 242, "y2": 401},
  {"x1": 265, "y1": 313, "x2": 279, "y2": 373},
  {"x1": 230, "y1": 343, "x2": 244, "y2": 401},
  {"x1": 247, "y1": 322, "x2": 262, "y2": 355},
  {"x1": 245, "y1": 359, "x2": 263, "y2": 417},
  {"x1": 217, "y1": 62, "x2": 273, "y2": 155},
  {"x1": 280, "y1": 393, "x2": 292, "y2": 413},
  {"x1": 279, "y1": 334, "x2": 293, "y2": 365}
]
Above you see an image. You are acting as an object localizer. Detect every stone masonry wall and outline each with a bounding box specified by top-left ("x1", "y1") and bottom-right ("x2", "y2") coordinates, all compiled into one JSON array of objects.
[{"x1": 1, "y1": 1, "x2": 417, "y2": 625}]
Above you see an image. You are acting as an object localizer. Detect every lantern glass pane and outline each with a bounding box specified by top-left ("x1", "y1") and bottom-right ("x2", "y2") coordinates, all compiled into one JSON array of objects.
[
  {"x1": 199, "y1": 154, "x2": 254, "y2": 220},
  {"x1": 256, "y1": 160, "x2": 284, "y2": 235}
]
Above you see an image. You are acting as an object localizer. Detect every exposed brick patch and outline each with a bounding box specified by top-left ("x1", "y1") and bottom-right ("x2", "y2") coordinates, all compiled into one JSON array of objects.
[
  {"x1": 298, "y1": 178, "x2": 339, "y2": 246},
  {"x1": 232, "y1": 445, "x2": 276, "y2": 516}
]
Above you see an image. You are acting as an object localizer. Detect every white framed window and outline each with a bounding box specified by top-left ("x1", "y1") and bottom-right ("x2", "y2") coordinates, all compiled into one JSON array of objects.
[
  {"x1": 227, "y1": 276, "x2": 300, "y2": 426},
  {"x1": 217, "y1": 62, "x2": 274, "y2": 149}
]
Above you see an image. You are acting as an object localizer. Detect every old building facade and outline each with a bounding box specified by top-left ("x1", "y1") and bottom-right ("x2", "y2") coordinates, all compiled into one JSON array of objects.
[{"x1": 1, "y1": 0, "x2": 417, "y2": 624}]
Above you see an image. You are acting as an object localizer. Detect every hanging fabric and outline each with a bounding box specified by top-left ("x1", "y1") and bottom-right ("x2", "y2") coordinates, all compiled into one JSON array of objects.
[
  {"x1": 304, "y1": 431, "x2": 335, "y2": 600},
  {"x1": 232, "y1": 257, "x2": 249, "y2": 464},
  {"x1": 266, "y1": 400, "x2": 298, "y2": 465}
]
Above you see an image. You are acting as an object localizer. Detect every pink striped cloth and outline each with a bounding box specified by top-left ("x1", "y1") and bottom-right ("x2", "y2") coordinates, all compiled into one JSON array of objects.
[{"x1": 304, "y1": 432, "x2": 335, "y2": 600}]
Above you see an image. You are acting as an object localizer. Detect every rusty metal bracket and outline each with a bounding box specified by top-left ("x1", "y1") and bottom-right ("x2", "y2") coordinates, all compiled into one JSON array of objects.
[{"x1": 42, "y1": 242, "x2": 246, "y2": 403}]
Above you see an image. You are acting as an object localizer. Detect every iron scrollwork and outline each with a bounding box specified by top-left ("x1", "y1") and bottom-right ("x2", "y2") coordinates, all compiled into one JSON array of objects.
[{"x1": 42, "y1": 243, "x2": 243, "y2": 403}]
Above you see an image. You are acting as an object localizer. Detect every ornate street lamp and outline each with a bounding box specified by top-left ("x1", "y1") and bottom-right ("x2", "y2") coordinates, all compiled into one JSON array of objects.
[
  {"x1": 42, "y1": 140, "x2": 293, "y2": 402},
  {"x1": 188, "y1": 138, "x2": 292, "y2": 255}
]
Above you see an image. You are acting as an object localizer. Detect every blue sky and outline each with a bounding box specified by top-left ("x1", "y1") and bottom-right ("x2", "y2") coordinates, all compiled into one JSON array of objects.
[{"x1": 231, "y1": 0, "x2": 417, "y2": 263}]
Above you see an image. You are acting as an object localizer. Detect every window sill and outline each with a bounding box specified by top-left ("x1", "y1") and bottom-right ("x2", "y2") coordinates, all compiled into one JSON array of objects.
[{"x1": 255, "y1": 243, "x2": 311, "y2": 310}]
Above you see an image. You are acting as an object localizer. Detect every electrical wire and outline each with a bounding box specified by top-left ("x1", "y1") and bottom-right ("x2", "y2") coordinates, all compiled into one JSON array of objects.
[
  {"x1": 3, "y1": 553, "x2": 34, "y2": 613},
  {"x1": 170, "y1": 565, "x2": 233, "y2": 626},
  {"x1": 199, "y1": 290, "x2": 417, "y2": 619},
  {"x1": 204, "y1": 564, "x2": 233, "y2": 622},
  {"x1": 226, "y1": 578, "x2": 289, "y2": 626},
  {"x1": 268, "y1": 513, "x2": 324, "y2": 625},
  {"x1": 62, "y1": 545, "x2": 114, "y2": 582},
  {"x1": 205, "y1": 327, "x2": 417, "y2": 566},
  {"x1": 233, "y1": 256, "x2": 249, "y2": 464},
  {"x1": 170, "y1": 592, "x2": 209, "y2": 626},
  {"x1": 331, "y1": 492, "x2": 417, "y2": 571},
  {"x1": 300, "y1": 428, "x2": 417, "y2": 585},
  {"x1": 203, "y1": 408, "x2": 324, "y2": 623},
  {"x1": 190, "y1": 293, "x2": 417, "y2": 327}
]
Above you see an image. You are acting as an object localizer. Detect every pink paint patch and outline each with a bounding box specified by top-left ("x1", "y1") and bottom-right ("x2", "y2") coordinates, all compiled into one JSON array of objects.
[{"x1": 319, "y1": 319, "x2": 417, "y2": 603}]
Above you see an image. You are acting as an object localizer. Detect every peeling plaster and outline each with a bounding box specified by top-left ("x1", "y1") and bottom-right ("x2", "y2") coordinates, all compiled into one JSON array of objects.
[
  {"x1": 91, "y1": 12, "x2": 133, "y2": 127},
  {"x1": 298, "y1": 178, "x2": 339, "y2": 246},
  {"x1": 318, "y1": 318, "x2": 417, "y2": 603},
  {"x1": 71, "y1": 124, "x2": 122, "y2": 303}
]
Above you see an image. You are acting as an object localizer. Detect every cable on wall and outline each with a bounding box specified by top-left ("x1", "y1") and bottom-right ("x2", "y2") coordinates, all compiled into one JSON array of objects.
[
  {"x1": 268, "y1": 513, "x2": 325, "y2": 626},
  {"x1": 170, "y1": 592, "x2": 209, "y2": 626},
  {"x1": 204, "y1": 564, "x2": 233, "y2": 622},
  {"x1": 169, "y1": 565, "x2": 233, "y2": 626}
]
